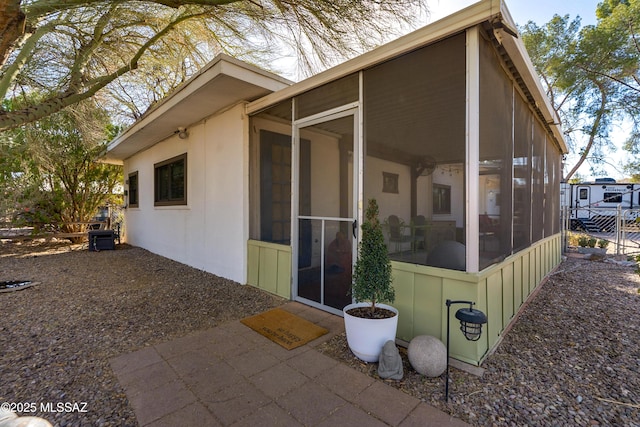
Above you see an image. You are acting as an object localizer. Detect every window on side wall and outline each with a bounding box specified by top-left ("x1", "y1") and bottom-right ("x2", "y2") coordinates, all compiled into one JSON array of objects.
[
  {"x1": 154, "y1": 154, "x2": 187, "y2": 206},
  {"x1": 128, "y1": 171, "x2": 139, "y2": 208},
  {"x1": 433, "y1": 184, "x2": 451, "y2": 214}
]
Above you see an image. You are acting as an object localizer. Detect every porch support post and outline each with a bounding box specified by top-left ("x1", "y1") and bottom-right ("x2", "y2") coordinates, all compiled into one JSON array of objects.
[
  {"x1": 357, "y1": 71, "x2": 364, "y2": 238},
  {"x1": 291, "y1": 98, "x2": 299, "y2": 296},
  {"x1": 465, "y1": 26, "x2": 480, "y2": 273},
  {"x1": 411, "y1": 167, "x2": 418, "y2": 219},
  {"x1": 339, "y1": 138, "x2": 350, "y2": 235}
]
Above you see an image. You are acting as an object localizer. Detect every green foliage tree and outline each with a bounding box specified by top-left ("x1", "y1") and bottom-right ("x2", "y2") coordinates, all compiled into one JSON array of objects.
[
  {"x1": 351, "y1": 198, "x2": 394, "y2": 315},
  {"x1": 521, "y1": 0, "x2": 640, "y2": 181},
  {"x1": 624, "y1": 161, "x2": 640, "y2": 181},
  {"x1": 0, "y1": 101, "x2": 122, "y2": 239},
  {"x1": 0, "y1": 0, "x2": 425, "y2": 130}
]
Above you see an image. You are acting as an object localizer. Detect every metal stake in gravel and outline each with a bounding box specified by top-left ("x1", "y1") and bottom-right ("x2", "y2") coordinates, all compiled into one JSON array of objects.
[
  {"x1": 445, "y1": 299, "x2": 487, "y2": 401},
  {"x1": 0, "y1": 280, "x2": 36, "y2": 293}
]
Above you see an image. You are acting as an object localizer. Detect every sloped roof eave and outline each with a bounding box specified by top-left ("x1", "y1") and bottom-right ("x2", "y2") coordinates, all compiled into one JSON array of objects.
[{"x1": 105, "y1": 54, "x2": 292, "y2": 162}]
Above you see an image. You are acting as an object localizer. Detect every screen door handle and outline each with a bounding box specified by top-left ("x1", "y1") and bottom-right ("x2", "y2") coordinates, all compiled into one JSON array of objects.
[{"x1": 352, "y1": 219, "x2": 357, "y2": 239}]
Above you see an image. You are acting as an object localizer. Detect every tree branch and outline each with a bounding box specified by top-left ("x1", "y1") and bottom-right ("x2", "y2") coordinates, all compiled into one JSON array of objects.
[
  {"x1": 564, "y1": 81, "x2": 607, "y2": 181},
  {"x1": 0, "y1": 0, "x2": 26, "y2": 66},
  {"x1": 22, "y1": 0, "x2": 242, "y2": 18},
  {"x1": 1, "y1": 0, "x2": 242, "y2": 69},
  {"x1": 576, "y1": 63, "x2": 640, "y2": 94},
  {"x1": 68, "y1": 4, "x2": 117, "y2": 91},
  {"x1": 0, "y1": 20, "x2": 55, "y2": 100},
  {"x1": 0, "y1": 10, "x2": 199, "y2": 131}
]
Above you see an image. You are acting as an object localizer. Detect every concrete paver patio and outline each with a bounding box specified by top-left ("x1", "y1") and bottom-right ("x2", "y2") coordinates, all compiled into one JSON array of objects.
[{"x1": 110, "y1": 302, "x2": 470, "y2": 427}]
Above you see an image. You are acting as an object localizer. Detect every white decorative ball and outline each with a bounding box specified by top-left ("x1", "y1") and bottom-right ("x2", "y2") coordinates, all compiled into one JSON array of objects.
[{"x1": 407, "y1": 335, "x2": 447, "y2": 377}]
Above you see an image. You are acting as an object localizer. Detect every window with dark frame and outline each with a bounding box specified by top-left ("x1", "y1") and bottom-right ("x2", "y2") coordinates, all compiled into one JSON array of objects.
[
  {"x1": 154, "y1": 153, "x2": 186, "y2": 206},
  {"x1": 603, "y1": 192, "x2": 622, "y2": 203},
  {"x1": 128, "y1": 171, "x2": 139, "y2": 207},
  {"x1": 433, "y1": 183, "x2": 451, "y2": 214},
  {"x1": 579, "y1": 188, "x2": 588, "y2": 199},
  {"x1": 382, "y1": 172, "x2": 399, "y2": 194}
]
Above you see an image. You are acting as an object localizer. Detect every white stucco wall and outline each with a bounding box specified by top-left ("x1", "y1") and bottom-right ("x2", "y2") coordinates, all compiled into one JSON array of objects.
[
  {"x1": 365, "y1": 158, "x2": 464, "y2": 228},
  {"x1": 123, "y1": 103, "x2": 248, "y2": 283},
  {"x1": 366, "y1": 156, "x2": 412, "y2": 224}
]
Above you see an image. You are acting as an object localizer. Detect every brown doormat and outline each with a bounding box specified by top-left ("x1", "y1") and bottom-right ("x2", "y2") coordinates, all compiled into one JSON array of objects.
[{"x1": 240, "y1": 308, "x2": 328, "y2": 350}]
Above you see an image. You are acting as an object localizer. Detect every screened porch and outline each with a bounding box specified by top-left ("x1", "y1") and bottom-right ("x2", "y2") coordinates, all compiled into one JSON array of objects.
[{"x1": 246, "y1": 5, "x2": 565, "y2": 365}]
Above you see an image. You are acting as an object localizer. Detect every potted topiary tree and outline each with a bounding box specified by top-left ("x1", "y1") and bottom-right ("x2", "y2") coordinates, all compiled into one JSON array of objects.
[{"x1": 343, "y1": 198, "x2": 398, "y2": 362}]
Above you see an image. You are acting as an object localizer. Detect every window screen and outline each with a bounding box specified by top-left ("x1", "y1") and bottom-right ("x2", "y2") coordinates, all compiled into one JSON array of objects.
[
  {"x1": 363, "y1": 33, "x2": 466, "y2": 268},
  {"x1": 531, "y1": 122, "x2": 545, "y2": 242},
  {"x1": 479, "y1": 34, "x2": 513, "y2": 269},
  {"x1": 513, "y1": 91, "x2": 532, "y2": 251},
  {"x1": 295, "y1": 74, "x2": 359, "y2": 120}
]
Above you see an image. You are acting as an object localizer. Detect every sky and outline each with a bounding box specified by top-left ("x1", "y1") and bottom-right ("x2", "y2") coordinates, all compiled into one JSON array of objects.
[
  {"x1": 427, "y1": 0, "x2": 631, "y2": 182},
  {"x1": 277, "y1": 0, "x2": 623, "y2": 181},
  {"x1": 427, "y1": 0, "x2": 601, "y2": 27}
]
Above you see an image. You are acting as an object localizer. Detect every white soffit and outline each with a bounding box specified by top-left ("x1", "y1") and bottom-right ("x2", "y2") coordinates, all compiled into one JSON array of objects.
[{"x1": 105, "y1": 54, "x2": 291, "y2": 162}]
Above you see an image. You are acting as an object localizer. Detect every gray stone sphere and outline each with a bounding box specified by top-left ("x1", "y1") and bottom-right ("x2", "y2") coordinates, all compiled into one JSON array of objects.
[{"x1": 407, "y1": 335, "x2": 447, "y2": 377}]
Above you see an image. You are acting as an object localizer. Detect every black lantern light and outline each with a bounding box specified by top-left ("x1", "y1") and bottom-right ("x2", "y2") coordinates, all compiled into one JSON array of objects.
[
  {"x1": 455, "y1": 304, "x2": 487, "y2": 341},
  {"x1": 445, "y1": 299, "x2": 487, "y2": 401}
]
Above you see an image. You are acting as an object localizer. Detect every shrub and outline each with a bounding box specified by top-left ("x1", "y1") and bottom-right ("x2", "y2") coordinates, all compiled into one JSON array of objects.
[
  {"x1": 577, "y1": 235, "x2": 588, "y2": 247},
  {"x1": 577, "y1": 235, "x2": 597, "y2": 247},
  {"x1": 567, "y1": 232, "x2": 582, "y2": 247},
  {"x1": 351, "y1": 198, "x2": 394, "y2": 314}
]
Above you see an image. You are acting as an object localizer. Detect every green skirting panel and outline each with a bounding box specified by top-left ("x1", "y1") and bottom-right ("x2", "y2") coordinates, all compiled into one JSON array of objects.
[
  {"x1": 246, "y1": 240, "x2": 292, "y2": 299},
  {"x1": 501, "y1": 263, "x2": 515, "y2": 327},
  {"x1": 391, "y1": 234, "x2": 562, "y2": 366},
  {"x1": 246, "y1": 235, "x2": 561, "y2": 365}
]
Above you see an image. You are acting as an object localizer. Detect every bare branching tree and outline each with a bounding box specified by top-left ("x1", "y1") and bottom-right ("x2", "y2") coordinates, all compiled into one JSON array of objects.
[{"x1": 0, "y1": 0, "x2": 427, "y2": 130}]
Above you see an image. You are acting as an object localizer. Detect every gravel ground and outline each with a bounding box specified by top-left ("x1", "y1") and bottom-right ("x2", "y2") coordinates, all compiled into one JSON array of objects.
[
  {"x1": 0, "y1": 240, "x2": 285, "y2": 426},
  {"x1": 319, "y1": 254, "x2": 640, "y2": 426},
  {"x1": 1, "y1": 240, "x2": 639, "y2": 426}
]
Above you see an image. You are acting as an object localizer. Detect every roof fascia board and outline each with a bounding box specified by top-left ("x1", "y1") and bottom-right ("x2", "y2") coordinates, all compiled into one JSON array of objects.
[
  {"x1": 247, "y1": 0, "x2": 504, "y2": 115},
  {"x1": 108, "y1": 54, "x2": 291, "y2": 152}
]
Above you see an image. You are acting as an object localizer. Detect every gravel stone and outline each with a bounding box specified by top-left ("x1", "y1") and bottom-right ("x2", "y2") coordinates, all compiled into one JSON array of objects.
[
  {"x1": 0, "y1": 240, "x2": 285, "y2": 426},
  {"x1": 2, "y1": 240, "x2": 639, "y2": 427},
  {"x1": 319, "y1": 254, "x2": 640, "y2": 426}
]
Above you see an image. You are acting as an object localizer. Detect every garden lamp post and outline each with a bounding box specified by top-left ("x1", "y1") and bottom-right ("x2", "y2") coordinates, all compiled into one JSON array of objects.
[{"x1": 445, "y1": 299, "x2": 487, "y2": 401}]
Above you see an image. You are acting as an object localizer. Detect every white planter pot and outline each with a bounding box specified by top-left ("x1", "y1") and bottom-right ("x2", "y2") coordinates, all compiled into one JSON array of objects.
[{"x1": 343, "y1": 302, "x2": 399, "y2": 363}]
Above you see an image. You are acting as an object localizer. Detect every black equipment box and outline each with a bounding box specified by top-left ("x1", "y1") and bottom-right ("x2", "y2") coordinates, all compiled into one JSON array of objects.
[{"x1": 88, "y1": 230, "x2": 115, "y2": 251}]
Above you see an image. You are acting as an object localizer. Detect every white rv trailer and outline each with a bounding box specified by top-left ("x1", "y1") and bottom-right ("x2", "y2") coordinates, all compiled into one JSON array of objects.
[{"x1": 561, "y1": 179, "x2": 640, "y2": 231}]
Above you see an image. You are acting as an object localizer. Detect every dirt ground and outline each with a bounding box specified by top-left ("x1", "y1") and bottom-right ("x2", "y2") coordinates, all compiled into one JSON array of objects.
[{"x1": 0, "y1": 239, "x2": 285, "y2": 426}]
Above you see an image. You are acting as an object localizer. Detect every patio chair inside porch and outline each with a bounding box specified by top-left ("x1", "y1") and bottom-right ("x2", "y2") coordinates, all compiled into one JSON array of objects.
[
  {"x1": 387, "y1": 215, "x2": 420, "y2": 254},
  {"x1": 412, "y1": 215, "x2": 427, "y2": 250}
]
